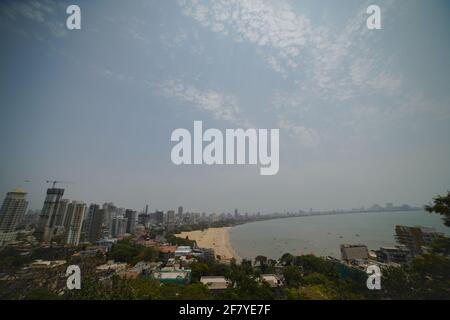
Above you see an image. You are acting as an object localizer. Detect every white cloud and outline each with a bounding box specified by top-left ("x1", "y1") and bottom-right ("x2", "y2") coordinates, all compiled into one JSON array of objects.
[
  {"x1": 154, "y1": 79, "x2": 248, "y2": 125},
  {"x1": 178, "y1": 0, "x2": 403, "y2": 100},
  {"x1": 178, "y1": 0, "x2": 311, "y2": 72},
  {"x1": 278, "y1": 118, "x2": 319, "y2": 147}
]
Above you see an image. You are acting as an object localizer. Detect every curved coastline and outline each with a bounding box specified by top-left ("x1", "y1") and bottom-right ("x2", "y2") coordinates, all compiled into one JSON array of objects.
[{"x1": 176, "y1": 227, "x2": 241, "y2": 262}]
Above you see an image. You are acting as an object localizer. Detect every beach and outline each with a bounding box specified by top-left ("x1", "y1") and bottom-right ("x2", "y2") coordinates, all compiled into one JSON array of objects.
[{"x1": 176, "y1": 227, "x2": 240, "y2": 262}]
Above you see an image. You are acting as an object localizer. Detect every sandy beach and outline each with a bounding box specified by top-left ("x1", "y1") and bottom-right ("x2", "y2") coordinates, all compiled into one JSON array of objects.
[{"x1": 176, "y1": 227, "x2": 240, "y2": 262}]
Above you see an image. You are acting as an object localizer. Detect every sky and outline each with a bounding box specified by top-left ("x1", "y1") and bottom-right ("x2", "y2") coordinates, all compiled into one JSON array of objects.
[{"x1": 0, "y1": 0, "x2": 449, "y2": 213}]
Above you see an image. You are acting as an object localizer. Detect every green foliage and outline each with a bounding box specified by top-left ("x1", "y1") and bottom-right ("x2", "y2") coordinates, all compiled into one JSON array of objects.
[
  {"x1": 135, "y1": 247, "x2": 159, "y2": 263},
  {"x1": 0, "y1": 248, "x2": 31, "y2": 272},
  {"x1": 25, "y1": 288, "x2": 61, "y2": 300},
  {"x1": 109, "y1": 245, "x2": 139, "y2": 263},
  {"x1": 280, "y1": 253, "x2": 294, "y2": 266},
  {"x1": 297, "y1": 284, "x2": 337, "y2": 300},
  {"x1": 30, "y1": 247, "x2": 73, "y2": 261},
  {"x1": 302, "y1": 272, "x2": 330, "y2": 286},
  {"x1": 294, "y1": 255, "x2": 337, "y2": 277},
  {"x1": 108, "y1": 238, "x2": 160, "y2": 265},
  {"x1": 425, "y1": 191, "x2": 450, "y2": 227},
  {"x1": 129, "y1": 278, "x2": 162, "y2": 299},
  {"x1": 282, "y1": 266, "x2": 302, "y2": 288},
  {"x1": 191, "y1": 261, "x2": 210, "y2": 282},
  {"x1": 166, "y1": 233, "x2": 196, "y2": 247},
  {"x1": 383, "y1": 253, "x2": 450, "y2": 299}
]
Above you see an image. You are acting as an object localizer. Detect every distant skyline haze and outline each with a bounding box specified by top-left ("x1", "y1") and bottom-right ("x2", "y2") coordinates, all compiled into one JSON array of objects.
[{"x1": 0, "y1": 0, "x2": 449, "y2": 212}]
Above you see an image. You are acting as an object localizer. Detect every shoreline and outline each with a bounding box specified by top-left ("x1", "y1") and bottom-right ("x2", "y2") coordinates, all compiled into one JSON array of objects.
[{"x1": 175, "y1": 227, "x2": 241, "y2": 262}]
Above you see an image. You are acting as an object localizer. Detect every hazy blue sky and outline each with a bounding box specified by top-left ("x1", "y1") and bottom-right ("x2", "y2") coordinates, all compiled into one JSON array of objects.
[{"x1": 1, "y1": 0, "x2": 449, "y2": 213}]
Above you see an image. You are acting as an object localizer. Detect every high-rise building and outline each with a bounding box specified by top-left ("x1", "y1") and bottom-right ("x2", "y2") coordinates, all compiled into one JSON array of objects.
[
  {"x1": 54, "y1": 199, "x2": 69, "y2": 227},
  {"x1": 178, "y1": 206, "x2": 183, "y2": 218},
  {"x1": 167, "y1": 210, "x2": 175, "y2": 224},
  {"x1": 20, "y1": 209, "x2": 40, "y2": 227},
  {"x1": 102, "y1": 202, "x2": 118, "y2": 237},
  {"x1": 138, "y1": 213, "x2": 150, "y2": 228},
  {"x1": 155, "y1": 211, "x2": 164, "y2": 225},
  {"x1": 88, "y1": 206, "x2": 105, "y2": 243},
  {"x1": 65, "y1": 201, "x2": 87, "y2": 246},
  {"x1": 80, "y1": 203, "x2": 97, "y2": 242},
  {"x1": 36, "y1": 188, "x2": 65, "y2": 242},
  {"x1": 125, "y1": 209, "x2": 136, "y2": 234},
  {"x1": 0, "y1": 188, "x2": 28, "y2": 233},
  {"x1": 111, "y1": 217, "x2": 128, "y2": 237}
]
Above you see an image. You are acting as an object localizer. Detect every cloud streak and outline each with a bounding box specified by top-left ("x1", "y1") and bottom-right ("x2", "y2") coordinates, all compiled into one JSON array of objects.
[
  {"x1": 154, "y1": 79, "x2": 248, "y2": 125},
  {"x1": 0, "y1": 0, "x2": 67, "y2": 38}
]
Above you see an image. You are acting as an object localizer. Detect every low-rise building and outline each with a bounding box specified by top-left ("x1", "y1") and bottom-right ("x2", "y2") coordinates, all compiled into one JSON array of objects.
[
  {"x1": 96, "y1": 238, "x2": 117, "y2": 251},
  {"x1": 27, "y1": 259, "x2": 66, "y2": 269},
  {"x1": 96, "y1": 261, "x2": 128, "y2": 273},
  {"x1": 151, "y1": 268, "x2": 191, "y2": 284},
  {"x1": 0, "y1": 231, "x2": 18, "y2": 247},
  {"x1": 158, "y1": 245, "x2": 177, "y2": 260},
  {"x1": 175, "y1": 246, "x2": 192, "y2": 257},
  {"x1": 260, "y1": 274, "x2": 283, "y2": 287},
  {"x1": 395, "y1": 225, "x2": 443, "y2": 254},
  {"x1": 376, "y1": 246, "x2": 412, "y2": 265},
  {"x1": 200, "y1": 276, "x2": 230, "y2": 290},
  {"x1": 192, "y1": 248, "x2": 215, "y2": 260},
  {"x1": 340, "y1": 244, "x2": 369, "y2": 263}
]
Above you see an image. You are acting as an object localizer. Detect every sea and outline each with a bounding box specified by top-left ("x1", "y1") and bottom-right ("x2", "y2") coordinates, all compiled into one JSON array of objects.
[{"x1": 229, "y1": 210, "x2": 450, "y2": 260}]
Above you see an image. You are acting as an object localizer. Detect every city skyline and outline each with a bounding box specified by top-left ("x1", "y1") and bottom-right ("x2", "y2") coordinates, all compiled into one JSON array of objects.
[
  {"x1": 1, "y1": 0, "x2": 450, "y2": 213},
  {"x1": 0, "y1": 185, "x2": 423, "y2": 215}
]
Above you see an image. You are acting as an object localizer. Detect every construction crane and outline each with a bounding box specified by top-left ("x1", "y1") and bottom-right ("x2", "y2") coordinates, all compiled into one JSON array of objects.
[{"x1": 45, "y1": 180, "x2": 74, "y2": 188}]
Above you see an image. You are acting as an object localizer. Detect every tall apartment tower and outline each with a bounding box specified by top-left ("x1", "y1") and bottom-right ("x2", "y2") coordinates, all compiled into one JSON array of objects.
[
  {"x1": 36, "y1": 188, "x2": 65, "y2": 242},
  {"x1": 155, "y1": 211, "x2": 164, "y2": 225},
  {"x1": 111, "y1": 217, "x2": 128, "y2": 237},
  {"x1": 125, "y1": 209, "x2": 136, "y2": 234},
  {"x1": 87, "y1": 206, "x2": 105, "y2": 243},
  {"x1": 64, "y1": 201, "x2": 87, "y2": 246},
  {"x1": 54, "y1": 199, "x2": 70, "y2": 227},
  {"x1": 0, "y1": 188, "x2": 28, "y2": 233}
]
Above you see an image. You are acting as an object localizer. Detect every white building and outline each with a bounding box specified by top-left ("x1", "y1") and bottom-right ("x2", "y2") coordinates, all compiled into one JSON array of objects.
[
  {"x1": 200, "y1": 276, "x2": 230, "y2": 290},
  {"x1": 175, "y1": 246, "x2": 192, "y2": 257},
  {"x1": 65, "y1": 201, "x2": 87, "y2": 246},
  {"x1": 0, "y1": 188, "x2": 28, "y2": 233}
]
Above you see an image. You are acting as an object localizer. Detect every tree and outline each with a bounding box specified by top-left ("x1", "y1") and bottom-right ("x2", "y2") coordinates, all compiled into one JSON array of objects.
[
  {"x1": 129, "y1": 278, "x2": 161, "y2": 299},
  {"x1": 255, "y1": 255, "x2": 268, "y2": 273},
  {"x1": 179, "y1": 283, "x2": 211, "y2": 300},
  {"x1": 0, "y1": 248, "x2": 31, "y2": 273},
  {"x1": 136, "y1": 247, "x2": 159, "y2": 263},
  {"x1": 302, "y1": 272, "x2": 330, "y2": 286},
  {"x1": 282, "y1": 266, "x2": 302, "y2": 288},
  {"x1": 294, "y1": 255, "x2": 337, "y2": 277},
  {"x1": 65, "y1": 276, "x2": 111, "y2": 300},
  {"x1": 25, "y1": 288, "x2": 61, "y2": 300},
  {"x1": 297, "y1": 284, "x2": 337, "y2": 300},
  {"x1": 108, "y1": 241, "x2": 140, "y2": 263},
  {"x1": 425, "y1": 191, "x2": 450, "y2": 227},
  {"x1": 255, "y1": 255, "x2": 267, "y2": 265},
  {"x1": 191, "y1": 261, "x2": 210, "y2": 282},
  {"x1": 280, "y1": 253, "x2": 294, "y2": 266}
]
